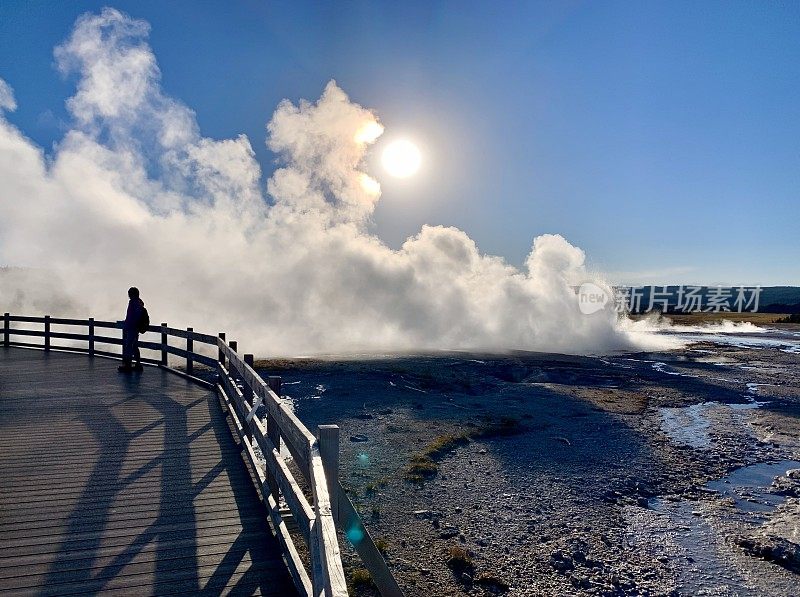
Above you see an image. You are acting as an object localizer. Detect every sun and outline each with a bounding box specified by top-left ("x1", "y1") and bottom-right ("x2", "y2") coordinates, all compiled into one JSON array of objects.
[{"x1": 382, "y1": 139, "x2": 421, "y2": 178}]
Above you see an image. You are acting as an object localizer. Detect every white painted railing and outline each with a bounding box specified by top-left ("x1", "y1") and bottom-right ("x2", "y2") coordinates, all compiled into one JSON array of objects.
[{"x1": 2, "y1": 313, "x2": 403, "y2": 597}]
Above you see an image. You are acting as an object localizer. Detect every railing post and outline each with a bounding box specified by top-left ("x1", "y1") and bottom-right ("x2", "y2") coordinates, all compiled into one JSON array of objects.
[
  {"x1": 186, "y1": 327, "x2": 193, "y2": 376},
  {"x1": 318, "y1": 425, "x2": 340, "y2": 525},
  {"x1": 88, "y1": 318, "x2": 95, "y2": 356},
  {"x1": 226, "y1": 341, "x2": 249, "y2": 440},
  {"x1": 242, "y1": 353, "x2": 257, "y2": 443},
  {"x1": 229, "y1": 341, "x2": 238, "y2": 380},
  {"x1": 243, "y1": 354, "x2": 254, "y2": 404},
  {"x1": 267, "y1": 375, "x2": 282, "y2": 502},
  {"x1": 160, "y1": 323, "x2": 168, "y2": 366},
  {"x1": 268, "y1": 375, "x2": 282, "y2": 397},
  {"x1": 118, "y1": 321, "x2": 124, "y2": 358},
  {"x1": 3, "y1": 313, "x2": 9, "y2": 347},
  {"x1": 44, "y1": 315, "x2": 50, "y2": 351},
  {"x1": 218, "y1": 332, "x2": 226, "y2": 367}
]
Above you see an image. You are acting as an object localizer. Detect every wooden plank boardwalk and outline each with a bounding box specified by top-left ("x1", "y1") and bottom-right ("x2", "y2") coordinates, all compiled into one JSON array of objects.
[{"x1": 0, "y1": 347, "x2": 296, "y2": 596}]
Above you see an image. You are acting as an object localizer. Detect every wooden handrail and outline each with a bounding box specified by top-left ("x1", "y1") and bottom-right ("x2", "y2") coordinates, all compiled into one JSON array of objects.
[{"x1": 1, "y1": 313, "x2": 404, "y2": 597}]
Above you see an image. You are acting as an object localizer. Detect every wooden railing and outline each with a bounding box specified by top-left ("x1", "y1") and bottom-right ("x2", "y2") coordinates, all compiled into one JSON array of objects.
[{"x1": 2, "y1": 313, "x2": 403, "y2": 597}]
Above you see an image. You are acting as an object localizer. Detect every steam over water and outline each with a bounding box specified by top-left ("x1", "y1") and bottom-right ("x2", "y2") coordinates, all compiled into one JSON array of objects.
[{"x1": 0, "y1": 8, "x2": 678, "y2": 355}]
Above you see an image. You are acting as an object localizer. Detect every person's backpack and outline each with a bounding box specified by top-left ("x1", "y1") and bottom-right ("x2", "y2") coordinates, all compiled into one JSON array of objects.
[{"x1": 137, "y1": 306, "x2": 150, "y2": 334}]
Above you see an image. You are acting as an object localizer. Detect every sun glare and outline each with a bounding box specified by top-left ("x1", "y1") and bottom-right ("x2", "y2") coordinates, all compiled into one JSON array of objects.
[
  {"x1": 355, "y1": 121, "x2": 384, "y2": 144},
  {"x1": 359, "y1": 173, "x2": 381, "y2": 196},
  {"x1": 382, "y1": 140, "x2": 421, "y2": 178}
]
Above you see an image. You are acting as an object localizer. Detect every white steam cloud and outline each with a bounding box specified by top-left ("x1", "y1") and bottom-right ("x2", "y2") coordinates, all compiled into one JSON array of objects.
[{"x1": 0, "y1": 8, "x2": 676, "y2": 355}]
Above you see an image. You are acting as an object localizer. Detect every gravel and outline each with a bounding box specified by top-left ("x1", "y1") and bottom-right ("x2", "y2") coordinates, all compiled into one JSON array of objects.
[{"x1": 257, "y1": 332, "x2": 800, "y2": 596}]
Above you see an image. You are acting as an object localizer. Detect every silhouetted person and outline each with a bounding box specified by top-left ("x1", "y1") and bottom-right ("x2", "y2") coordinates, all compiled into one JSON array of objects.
[{"x1": 119, "y1": 287, "x2": 144, "y2": 372}]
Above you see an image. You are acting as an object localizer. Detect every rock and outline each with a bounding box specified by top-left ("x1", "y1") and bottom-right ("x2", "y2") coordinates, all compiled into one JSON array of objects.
[
  {"x1": 585, "y1": 558, "x2": 602, "y2": 569},
  {"x1": 475, "y1": 574, "x2": 511, "y2": 593},
  {"x1": 439, "y1": 527, "x2": 459, "y2": 539},
  {"x1": 349, "y1": 434, "x2": 369, "y2": 442},
  {"x1": 786, "y1": 468, "x2": 800, "y2": 480},
  {"x1": 770, "y1": 475, "x2": 800, "y2": 497},
  {"x1": 737, "y1": 535, "x2": 800, "y2": 572},
  {"x1": 392, "y1": 557, "x2": 415, "y2": 571},
  {"x1": 569, "y1": 574, "x2": 591, "y2": 589},
  {"x1": 412, "y1": 509, "x2": 434, "y2": 519},
  {"x1": 550, "y1": 551, "x2": 574, "y2": 572}
]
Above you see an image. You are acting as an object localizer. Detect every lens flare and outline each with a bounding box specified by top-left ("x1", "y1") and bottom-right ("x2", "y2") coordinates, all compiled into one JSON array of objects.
[{"x1": 346, "y1": 526, "x2": 365, "y2": 544}]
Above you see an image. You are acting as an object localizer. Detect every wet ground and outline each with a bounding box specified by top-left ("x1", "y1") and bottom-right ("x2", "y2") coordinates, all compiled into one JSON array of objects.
[{"x1": 255, "y1": 323, "x2": 800, "y2": 596}]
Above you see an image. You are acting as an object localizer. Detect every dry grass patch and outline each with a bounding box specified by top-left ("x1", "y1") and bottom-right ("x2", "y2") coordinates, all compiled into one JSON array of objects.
[
  {"x1": 348, "y1": 568, "x2": 375, "y2": 592},
  {"x1": 446, "y1": 546, "x2": 474, "y2": 572},
  {"x1": 403, "y1": 418, "x2": 525, "y2": 483},
  {"x1": 560, "y1": 385, "x2": 648, "y2": 414}
]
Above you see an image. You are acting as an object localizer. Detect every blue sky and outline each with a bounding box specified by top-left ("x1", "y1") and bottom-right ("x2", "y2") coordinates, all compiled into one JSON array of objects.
[{"x1": 1, "y1": 1, "x2": 798, "y2": 285}]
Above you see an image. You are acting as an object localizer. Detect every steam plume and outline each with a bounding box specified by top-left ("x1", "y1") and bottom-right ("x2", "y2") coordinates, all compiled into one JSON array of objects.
[{"x1": 0, "y1": 8, "x2": 675, "y2": 355}]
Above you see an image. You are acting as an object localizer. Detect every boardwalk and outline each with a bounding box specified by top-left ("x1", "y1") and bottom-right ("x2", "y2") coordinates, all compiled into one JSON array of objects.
[{"x1": 0, "y1": 347, "x2": 296, "y2": 596}]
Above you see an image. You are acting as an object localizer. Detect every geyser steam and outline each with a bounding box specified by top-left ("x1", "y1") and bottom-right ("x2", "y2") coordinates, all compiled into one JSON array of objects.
[{"x1": 0, "y1": 8, "x2": 673, "y2": 355}]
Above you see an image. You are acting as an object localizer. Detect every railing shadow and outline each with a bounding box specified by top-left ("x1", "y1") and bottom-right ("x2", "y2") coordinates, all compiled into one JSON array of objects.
[
  {"x1": 37, "y1": 365, "x2": 208, "y2": 594},
  {"x1": 2, "y1": 314, "x2": 341, "y2": 596},
  {"x1": 204, "y1": 386, "x2": 285, "y2": 595},
  {"x1": 38, "y1": 402, "x2": 131, "y2": 594}
]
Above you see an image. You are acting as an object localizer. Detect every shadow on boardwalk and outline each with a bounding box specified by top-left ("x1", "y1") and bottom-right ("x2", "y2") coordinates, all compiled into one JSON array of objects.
[{"x1": 0, "y1": 347, "x2": 295, "y2": 596}]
